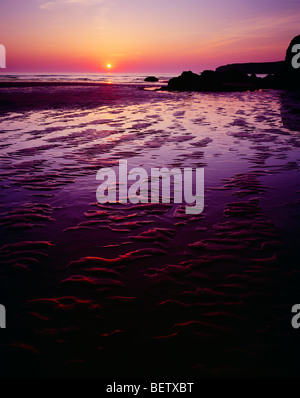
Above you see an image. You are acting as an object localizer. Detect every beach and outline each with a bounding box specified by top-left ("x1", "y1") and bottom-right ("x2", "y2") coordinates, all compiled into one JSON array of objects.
[{"x1": 1, "y1": 77, "x2": 300, "y2": 377}]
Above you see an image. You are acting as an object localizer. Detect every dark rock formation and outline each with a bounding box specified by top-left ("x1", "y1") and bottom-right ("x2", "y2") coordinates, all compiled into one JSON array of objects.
[
  {"x1": 164, "y1": 69, "x2": 258, "y2": 92},
  {"x1": 216, "y1": 61, "x2": 284, "y2": 75},
  {"x1": 164, "y1": 35, "x2": 300, "y2": 92},
  {"x1": 144, "y1": 76, "x2": 159, "y2": 82},
  {"x1": 167, "y1": 71, "x2": 204, "y2": 91},
  {"x1": 275, "y1": 35, "x2": 300, "y2": 90}
]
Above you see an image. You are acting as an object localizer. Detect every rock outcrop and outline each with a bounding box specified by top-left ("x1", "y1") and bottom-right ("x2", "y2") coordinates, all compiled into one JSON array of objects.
[
  {"x1": 164, "y1": 69, "x2": 259, "y2": 92},
  {"x1": 216, "y1": 61, "x2": 284, "y2": 75},
  {"x1": 276, "y1": 35, "x2": 300, "y2": 90},
  {"x1": 144, "y1": 76, "x2": 159, "y2": 82},
  {"x1": 164, "y1": 35, "x2": 300, "y2": 92}
]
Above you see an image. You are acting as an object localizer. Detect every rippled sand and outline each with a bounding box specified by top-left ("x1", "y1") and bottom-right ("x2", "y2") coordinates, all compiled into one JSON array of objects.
[{"x1": 1, "y1": 84, "x2": 300, "y2": 377}]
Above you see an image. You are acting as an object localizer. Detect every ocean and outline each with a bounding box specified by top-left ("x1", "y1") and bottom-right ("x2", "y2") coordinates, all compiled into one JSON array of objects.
[{"x1": 0, "y1": 72, "x2": 176, "y2": 85}]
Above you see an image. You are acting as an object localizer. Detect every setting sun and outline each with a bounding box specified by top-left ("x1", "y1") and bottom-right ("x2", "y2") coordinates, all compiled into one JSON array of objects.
[{"x1": 107, "y1": 64, "x2": 112, "y2": 69}]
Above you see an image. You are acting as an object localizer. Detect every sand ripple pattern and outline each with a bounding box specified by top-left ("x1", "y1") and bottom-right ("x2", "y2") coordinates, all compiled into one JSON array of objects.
[{"x1": 1, "y1": 86, "x2": 300, "y2": 377}]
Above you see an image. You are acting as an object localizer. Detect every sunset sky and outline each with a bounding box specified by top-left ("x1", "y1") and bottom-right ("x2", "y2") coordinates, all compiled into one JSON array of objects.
[{"x1": 1, "y1": 0, "x2": 300, "y2": 73}]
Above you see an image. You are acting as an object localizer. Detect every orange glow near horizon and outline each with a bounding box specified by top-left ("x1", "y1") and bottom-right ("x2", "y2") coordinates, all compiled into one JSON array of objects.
[{"x1": 1, "y1": 1, "x2": 300, "y2": 73}]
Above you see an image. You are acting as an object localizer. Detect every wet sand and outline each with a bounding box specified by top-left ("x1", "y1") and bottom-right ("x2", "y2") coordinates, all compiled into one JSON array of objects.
[{"x1": 1, "y1": 83, "x2": 300, "y2": 377}]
